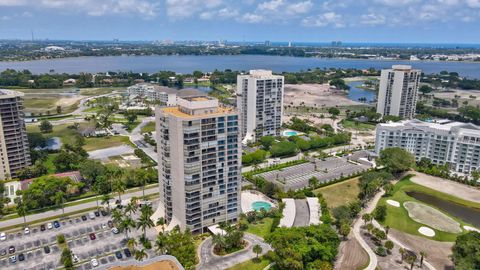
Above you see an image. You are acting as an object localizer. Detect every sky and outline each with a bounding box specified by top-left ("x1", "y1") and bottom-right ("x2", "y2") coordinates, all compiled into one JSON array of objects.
[{"x1": 0, "y1": 0, "x2": 480, "y2": 44}]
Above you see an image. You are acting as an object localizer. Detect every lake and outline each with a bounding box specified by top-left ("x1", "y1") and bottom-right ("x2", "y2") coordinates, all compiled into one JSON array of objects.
[
  {"x1": 347, "y1": 81, "x2": 377, "y2": 103},
  {"x1": 1, "y1": 55, "x2": 480, "y2": 78},
  {"x1": 406, "y1": 191, "x2": 480, "y2": 228}
]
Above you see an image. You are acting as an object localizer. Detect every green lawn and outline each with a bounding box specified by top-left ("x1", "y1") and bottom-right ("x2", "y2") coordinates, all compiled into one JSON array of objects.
[
  {"x1": 44, "y1": 154, "x2": 58, "y2": 174},
  {"x1": 141, "y1": 121, "x2": 155, "y2": 134},
  {"x1": 227, "y1": 256, "x2": 272, "y2": 270},
  {"x1": 84, "y1": 136, "x2": 134, "y2": 151},
  {"x1": 377, "y1": 177, "x2": 478, "y2": 242},
  {"x1": 79, "y1": 87, "x2": 125, "y2": 96},
  {"x1": 246, "y1": 218, "x2": 274, "y2": 238},
  {"x1": 314, "y1": 177, "x2": 361, "y2": 208},
  {"x1": 27, "y1": 122, "x2": 93, "y2": 146},
  {"x1": 340, "y1": 119, "x2": 376, "y2": 131}
]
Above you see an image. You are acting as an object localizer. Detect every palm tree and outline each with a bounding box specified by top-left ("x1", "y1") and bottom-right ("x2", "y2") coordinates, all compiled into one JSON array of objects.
[
  {"x1": 362, "y1": 213, "x2": 372, "y2": 224},
  {"x1": 385, "y1": 225, "x2": 390, "y2": 235},
  {"x1": 155, "y1": 232, "x2": 168, "y2": 255},
  {"x1": 92, "y1": 184, "x2": 101, "y2": 210},
  {"x1": 125, "y1": 201, "x2": 137, "y2": 218},
  {"x1": 399, "y1": 248, "x2": 406, "y2": 263},
  {"x1": 120, "y1": 216, "x2": 135, "y2": 239},
  {"x1": 127, "y1": 237, "x2": 138, "y2": 252},
  {"x1": 101, "y1": 194, "x2": 112, "y2": 212},
  {"x1": 253, "y1": 244, "x2": 262, "y2": 259},
  {"x1": 53, "y1": 191, "x2": 66, "y2": 215},
  {"x1": 420, "y1": 251, "x2": 427, "y2": 267},
  {"x1": 136, "y1": 170, "x2": 148, "y2": 198},
  {"x1": 15, "y1": 197, "x2": 27, "y2": 226},
  {"x1": 112, "y1": 178, "x2": 126, "y2": 202},
  {"x1": 406, "y1": 254, "x2": 417, "y2": 270},
  {"x1": 111, "y1": 208, "x2": 123, "y2": 226},
  {"x1": 156, "y1": 217, "x2": 166, "y2": 233},
  {"x1": 137, "y1": 212, "x2": 154, "y2": 239},
  {"x1": 135, "y1": 249, "x2": 147, "y2": 261}
]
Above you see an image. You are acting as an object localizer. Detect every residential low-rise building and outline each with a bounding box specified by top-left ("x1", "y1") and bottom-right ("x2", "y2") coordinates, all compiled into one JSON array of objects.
[
  {"x1": 127, "y1": 83, "x2": 178, "y2": 106},
  {"x1": 375, "y1": 119, "x2": 480, "y2": 174}
]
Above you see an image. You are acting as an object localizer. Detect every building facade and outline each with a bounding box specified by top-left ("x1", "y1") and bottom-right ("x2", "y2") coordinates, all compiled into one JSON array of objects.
[
  {"x1": 375, "y1": 119, "x2": 480, "y2": 174},
  {"x1": 376, "y1": 65, "x2": 421, "y2": 119},
  {"x1": 0, "y1": 90, "x2": 31, "y2": 180},
  {"x1": 155, "y1": 95, "x2": 241, "y2": 233},
  {"x1": 236, "y1": 70, "x2": 284, "y2": 142},
  {"x1": 127, "y1": 83, "x2": 177, "y2": 106}
]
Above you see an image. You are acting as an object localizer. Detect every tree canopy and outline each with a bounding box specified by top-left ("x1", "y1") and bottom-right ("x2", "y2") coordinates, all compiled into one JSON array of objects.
[
  {"x1": 378, "y1": 147, "x2": 415, "y2": 173},
  {"x1": 451, "y1": 231, "x2": 480, "y2": 270}
]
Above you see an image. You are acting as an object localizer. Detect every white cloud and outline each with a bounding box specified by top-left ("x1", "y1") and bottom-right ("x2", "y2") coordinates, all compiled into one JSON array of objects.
[
  {"x1": 166, "y1": 0, "x2": 223, "y2": 18},
  {"x1": 258, "y1": 0, "x2": 283, "y2": 11},
  {"x1": 239, "y1": 12, "x2": 264, "y2": 23},
  {"x1": 302, "y1": 12, "x2": 344, "y2": 27},
  {"x1": 286, "y1": 0, "x2": 312, "y2": 14},
  {"x1": 360, "y1": 13, "x2": 386, "y2": 25},
  {"x1": 0, "y1": 0, "x2": 26, "y2": 6},
  {"x1": 466, "y1": 0, "x2": 480, "y2": 8},
  {"x1": 200, "y1": 8, "x2": 238, "y2": 20}
]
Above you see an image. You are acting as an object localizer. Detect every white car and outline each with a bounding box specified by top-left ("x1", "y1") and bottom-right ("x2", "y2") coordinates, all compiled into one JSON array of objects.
[
  {"x1": 0, "y1": 232, "x2": 6, "y2": 241},
  {"x1": 9, "y1": 255, "x2": 16, "y2": 263},
  {"x1": 111, "y1": 227, "x2": 119, "y2": 234},
  {"x1": 47, "y1": 223, "x2": 53, "y2": 230},
  {"x1": 88, "y1": 212, "x2": 95, "y2": 220},
  {"x1": 101, "y1": 223, "x2": 107, "y2": 229},
  {"x1": 24, "y1": 228, "x2": 30, "y2": 235},
  {"x1": 72, "y1": 253, "x2": 79, "y2": 263},
  {"x1": 91, "y1": 258, "x2": 99, "y2": 267}
]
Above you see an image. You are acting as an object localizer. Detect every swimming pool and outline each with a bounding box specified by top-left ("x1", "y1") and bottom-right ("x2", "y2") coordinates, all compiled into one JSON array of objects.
[{"x1": 251, "y1": 201, "x2": 272, "y2": 211}]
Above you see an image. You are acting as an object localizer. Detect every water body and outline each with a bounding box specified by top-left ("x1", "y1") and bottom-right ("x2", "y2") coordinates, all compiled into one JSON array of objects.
[
  {"x1": 1, "y1": 55, "x2": 480, "y2": 78},
  {"x1": 347, "y1": 81, "x2": 377, "y2": 103},
  {"x1": 406, "y1": 191, "x2": 480, "y2": 228}
]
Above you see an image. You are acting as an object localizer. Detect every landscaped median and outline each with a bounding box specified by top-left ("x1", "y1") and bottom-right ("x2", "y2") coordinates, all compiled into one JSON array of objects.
[{"x1": 375, "y1": 176, "x2": 480, "y2": 242}]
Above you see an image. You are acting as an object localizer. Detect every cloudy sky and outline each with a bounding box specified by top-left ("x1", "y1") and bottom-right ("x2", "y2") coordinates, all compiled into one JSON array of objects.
[{"x1": 0, "y1": 0, "x2": 479, "y2": 43}]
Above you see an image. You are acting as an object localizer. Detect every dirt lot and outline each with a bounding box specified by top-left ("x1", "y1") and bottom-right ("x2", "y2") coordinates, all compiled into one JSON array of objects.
[
  {"x1": 109, "y1": 260, "x2": 179, "y2": 270},
  {"x1": 284, "y1": 84, "x2": 362, "y2": 107},
  {"x1": 335, "y1": 236, "x2": 369, "y2": 270}
]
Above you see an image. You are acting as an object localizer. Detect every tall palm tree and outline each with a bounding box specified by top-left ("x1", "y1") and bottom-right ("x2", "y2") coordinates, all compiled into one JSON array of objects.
[
  {"x1": 155, "y1": 232, "x2": 168, "y2": 255},
  {"x1": 112, "y1": 178, "x2": 126, "y2": 202},
  {"x1": 101, "y1": 194, "x2": 112, "y2": 212},
  {"x1": 15, "y1": 197, "x2": 27, "y2": 226},
  {"x1": 125, "y1": 201, "x2": 137, "y2": 218},
  {"x1": 53, "y1": 191, "x2": 66, "y2": 215},
  {"x1": 127, "y1": 237, "x2": 138, "y2": 252},
  {"x1": 419, "y1": 251, "x2": 427, "y2": 267},
  {"x1": 135, "y1": 248, "x2": 147, "y2": 261},
  {"x1": 156, "y1": 217, "x2": 166, "y2": 233},
  {"x1": 137, "y1": 205, "x2": 155, "y2": 239},
  {"x1": 120, "y1": 216, "x2": 135, "y2": 239},
  {"x1": 111, "y1": 208, "x2": 123, "y2": 226},
  {"x1": 399, "y1": 248, "x2": 406, "y2": 263}
]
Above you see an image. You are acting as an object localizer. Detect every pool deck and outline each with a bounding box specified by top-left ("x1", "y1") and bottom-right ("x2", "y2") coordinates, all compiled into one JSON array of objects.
[{"x1": 241, "y1": 191, "x2": 277, "y2": 213}]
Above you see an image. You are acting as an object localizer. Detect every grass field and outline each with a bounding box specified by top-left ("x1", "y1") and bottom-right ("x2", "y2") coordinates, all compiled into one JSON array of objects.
[
  {"x1": 377, "y1": 178, "x2": 477, "y2": 242},
  {"x1": 340, "y1": 119, "x2": 376, "y2": 131},
  {"x1": 84, "y1": 136, "x2": 134, "y2": 151},
  {"x1": 246, "y1": 218, "x2": 274, "y2": 239},
  {"x1": 227, "y1": 257, "x2": 272, "y2": 270},
  {"x1": 314, "y1": 177, "x2": 361, "y2": 208},
  {"x1": 27, "y1": 122, "x2": 92, "y2": 146},
  {"x1": 79, "y1": 87, "x2": 125, "y2": 96},
  {"x1": 141, "y1": 121, "x2": 155, "y2": 134}
]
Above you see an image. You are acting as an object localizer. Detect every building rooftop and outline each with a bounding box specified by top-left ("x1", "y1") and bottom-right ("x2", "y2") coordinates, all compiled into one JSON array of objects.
[
  {"x1": 0, "y1": 89, "x2": 24, "y2": 98},
  {"x1": 379, "y1": 119, "x2": 480, "y2": 132},
  {"x1": 161, "y1": 106, "x2": 233, "y2": 118},
  {"x1": 177, "y1": 88, "x2": 207, "y2": 98}
]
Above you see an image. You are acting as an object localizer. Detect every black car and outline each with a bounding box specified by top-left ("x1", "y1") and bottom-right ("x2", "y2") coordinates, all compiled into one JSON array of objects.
[
  {"x1": 0, "y1": 249, "x2": 6, "y2": 256},
  {"x1": 44, "y1": 246, "x2": 50, "y2": 254},
  {"x1": 81, "y1": 215, "x2": 87, "y2": 221},
  {"x1": 8, "y1": 246, "x2": 15, "y2": 254},
  {"x1": 40, "y1": 224, "x2": 46, "y2": 231},
  {"x1": 101, "y1": 210, "x2": 108, "y2": 216},
  {"x1": 53, "y1": 221, "x2": 60, "y2": 228},
  {"x1": 107, "y1": 220, "x2": 114, "y2": 228},
  {"x1": 18, "y1": 253, "x2": 25, "y2": 261},
  {"x1": 94, "y1": 211, "x2": 100, "y2": 217},
  {"x1": 123, "y1": 248, "x2": 131, "y2": 258},
  {"x1": 115, "y1": 251, "x2": 123, "y2": 259}
]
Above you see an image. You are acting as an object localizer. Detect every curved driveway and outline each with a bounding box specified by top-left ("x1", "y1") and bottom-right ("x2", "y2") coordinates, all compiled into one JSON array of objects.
[{"x1": 197, "y1": 233, "x2": 271, "y2": 270}]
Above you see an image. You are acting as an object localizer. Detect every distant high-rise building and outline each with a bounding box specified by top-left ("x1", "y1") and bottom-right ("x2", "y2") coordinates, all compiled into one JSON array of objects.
[
  {"x1": 236, "y1": 70, "x2": 284, "y2": 142},
  {"x1": 265, "y1": 40, "x2": 271, "y2": 46},
  {"x1": 376, "y1": 65, "x2": 421, "y2": 119},
  {"x1": 155, "y1": 94, "x2": 241, "y2": 233},
  {"x1": 0, "y1": 90, "x2": 31, "y2": 180}
]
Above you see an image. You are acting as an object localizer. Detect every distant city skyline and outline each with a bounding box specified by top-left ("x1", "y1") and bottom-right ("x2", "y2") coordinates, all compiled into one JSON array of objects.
[{"x1": 1, "y1": 0, "x2": 480, "y2": 43}]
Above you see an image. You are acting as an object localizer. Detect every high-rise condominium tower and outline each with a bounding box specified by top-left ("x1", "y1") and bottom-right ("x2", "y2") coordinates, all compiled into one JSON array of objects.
[
  {"x1": 155, "y1": 94, "x2": 241, "y2": 233},
  {"x1": 0, "y1": 90, "x2": 31, "y2": 180},
  {"x1": 236, "y1": 70, "x2": 284, "y2": 142},
  {"x1": 376, "y1": 65, "x2": 421, "y2": 119}
]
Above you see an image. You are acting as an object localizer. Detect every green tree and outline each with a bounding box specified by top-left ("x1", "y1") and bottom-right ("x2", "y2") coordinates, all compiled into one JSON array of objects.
[
  {"x1": 112, "y1": 178, "x2": 126, "y2": 201},
  {"x1": 15, "y1": 197, "x2": 28, "y2": 225},
  {"x1": 39, "y1": 120, "x2": 53, "y2": 133},
  {"x1": 164, "y1": 226, "x2": 198, "y2": 270},
  {"x1": 328, "y1": 107, "x2": 340, "y2": 117},
  {"x1": 60, "y1": 248, "x2": 74, "y2": 270},
  {"x1": 419, "y1": 251, "x2": 427, "y2": 267},
  {"x1": 385, "y1": 240, "x2": 394, "y2": 253},
  {"x1": 119, "y1": 216, "x2": 136, "y2": 239},
  {"x1": 270, "y1": 141, "x2": 298, "y2": 157},
  {"x1": 135, "y1": 248, "x2": 148, "y2": 261},
  {"x1": 137, "y1": 204, "x2": 155, "y2": 239},
  {"x1": 259, "y1": 136, "x2": 276, "y2": 150},
  {"x1": 53, "y1": 191, "x2": 66, "y2": 215},
  {"x1": 451, "y1": 231, "x2": 480, "y2": 270},
  {"x1": 362, "y1": 213, "x2": 372, "y2": 224},
  {"x1": 253, "y1": 244, "x2": 262, "y2": 259},
  {"x1": 101, "y1": 193, "x2": 112, "y2": 211},
  {"x1": 419, "y1": 85, "x2": 433, "y2": 94},
  {"x1": 79, "y1": 160, "x2": 105, "y2": 186},
  {"x1": 339, "y1": 221, "x2": 351, "y2": 240},
  {"x1": 378, "y1": 147, "x2": 415, "y2": 174},
  {"x1": 155, "y1": 232, "x2": 168, "y2": 255},
  {"x1": 373, "y1": 205, "x2": 387, "y2": 222}
]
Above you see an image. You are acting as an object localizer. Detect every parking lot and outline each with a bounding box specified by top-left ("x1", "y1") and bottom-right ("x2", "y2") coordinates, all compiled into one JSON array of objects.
[
  {"x1": 0, "y1": 204, "x2": 159, "y2": 270},
  {"x1": 257, "y1": 155, "x2": 372, "y2": 191}
]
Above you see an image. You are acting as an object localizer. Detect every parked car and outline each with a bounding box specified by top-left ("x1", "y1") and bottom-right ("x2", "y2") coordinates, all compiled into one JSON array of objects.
[
  {"x1": 53, "y1": 221, "x2": 60, "y2": 228},
  {"x1": 24, "y1": 227, "x2": 30, "y2": 235},
  {"x1": 115, "y1": 251, "x2": 123, "y2": 259},
  {"x1": 101, "y1": 223, "x2": 107, "y2": 229},
  {"x1": 123, "y1": 248, "x2": 131, "y2": 258},
  {"x1": 1, "y1": 249, "x2": 6, "y2": 256},
  {"x1": 107, "y1": 220, "x2": 113, "y2": 228},
  {"x1": 101, "y1": 210, "x2": 108, "y2": 216},
  {"x1": 91, "y1": 258, "x2": 99, "y2": 267},
  {"x1": 72, "y1": 253, "x2": 79, "y2": 263},
  {"x1": 81, "y1": 215, "x2": 87, "y2": 221},
  {"x1": 8, "y1": 246, "x2": 15, "y2": 254},
  {"x1": 9, "y1": 255, "x2": 16, "y2": 264},
  {"x1": 0, "y1": 232, "x2": 6, "y2": 241},
  {"x1": 18, "y1": 253, "x2": 25, "y2": 261},
  {"x1": 94, "y1": 211, "x2": 100, "y2": 217},
  {"x1": 44, "y1": 246, "x2": 50, "y2": 254},
  {"x1": 40, "y1": 225, "x2": 46, "y2": 231},
  {"x1": 89, "y1": 233, "x2": 96, "y2": 240},
  {"x1": 111, "y1": 227, "x2": 119, "y2": 234},
  {"x1": 88, "y1": 212, "x2": 96, "y2": 220},
  {"x1": 47, "y1": 223, "x2": 53, "y2": 230}
]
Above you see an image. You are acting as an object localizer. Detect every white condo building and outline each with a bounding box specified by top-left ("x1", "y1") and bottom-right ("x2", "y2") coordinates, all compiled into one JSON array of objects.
[
  {"x1": 155, "y1": 93, "x2": 241, "y2": 233},
  {"x1": 376, "y1": 65, "x2": 421, "y2": 119},
  {"x1": 236, "y1": 70, "x2": 284, "y2": 142},
  {"x1": 375, "y1": 119, "x2": 480, "y2": 174},
  {"x1": 127, "y1": 83, "x2": 177, "y2": 106}
]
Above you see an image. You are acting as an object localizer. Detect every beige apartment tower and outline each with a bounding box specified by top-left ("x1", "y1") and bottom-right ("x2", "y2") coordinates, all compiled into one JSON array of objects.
[
  {"x1": 236, "y1": 70, "x2": 284, "y2": 142},
  {"x1": 155, "y1": 93, "x2": 241, "y2": 233},
  {"x1": 0, "y1": 90, "x2": 31, "y2": 180},
  {"x1": 376, "y1": 65, "x2": 421, "y2": 119}
]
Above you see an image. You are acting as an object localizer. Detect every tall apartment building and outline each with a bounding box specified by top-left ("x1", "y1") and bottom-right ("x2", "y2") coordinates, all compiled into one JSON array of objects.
[
  {"x1": 236, "y1": 70, "x2": 284, "y2": 142},
  {"x1": 127, "y1": 83, "x2": 178, "y2": 106},
  {"x1": 155, "y1": 94, "x2": 241, "y2": 233},
  {"x1": 0, "y1": 90, "x2": 31, "y2": 180},
  {"x1": 375, "y1": 119, "x2": 480, "y2": 174},
  {"x1": 376, "y1": 65, "x2": 421, "y2": 119}
]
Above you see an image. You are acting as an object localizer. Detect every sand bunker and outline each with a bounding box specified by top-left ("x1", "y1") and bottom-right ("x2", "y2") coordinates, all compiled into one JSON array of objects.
[
  {"x1": 463, "y1": 226, "x2": 480, "y2": 232},
  {"x1": 109, "y1": 260, "x2": 179, "y2": 270},
  {"x1": 418, "y1": 226, "x2": 435, "y2": 237},
  {"x1": 386, "y1": 199, "x2": 400, "y2": 207},
  {"x1": 404, "y1": 201, "x2": 461, "y2": 233}
]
